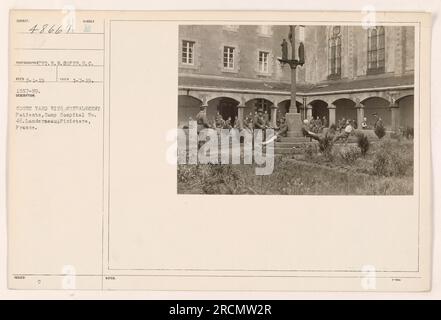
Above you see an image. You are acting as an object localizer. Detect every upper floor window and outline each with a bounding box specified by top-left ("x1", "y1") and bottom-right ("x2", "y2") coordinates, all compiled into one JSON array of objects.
[
  {"x1": 328, "y1": 26, "x2": 342, "y2": 80},
  {"x1": 223, "y1": 46, "x2": 235, "y2": 69},
  {"x1": 367, "y1": 26, "x2": 385, "y2": 74},
  {"x1": 258, "y1": 51, "x2": 269, "y2": 73},
  {"x1": 258, "y1": 25, "x2": 272, "y2": 36},
  {"x1": 181, "y1": 40, "x2": 195, "y2": 65}
]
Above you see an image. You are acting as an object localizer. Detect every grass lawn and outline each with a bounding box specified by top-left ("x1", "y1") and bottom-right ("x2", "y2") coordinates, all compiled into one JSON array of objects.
[{"x1": 177, "y1": 137, "x2": 414, "y2": 195}]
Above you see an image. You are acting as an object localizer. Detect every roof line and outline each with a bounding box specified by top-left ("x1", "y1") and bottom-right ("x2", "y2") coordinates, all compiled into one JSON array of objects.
[{"x1": 178, "y1": 84, "x2": 414, "y2": 97}]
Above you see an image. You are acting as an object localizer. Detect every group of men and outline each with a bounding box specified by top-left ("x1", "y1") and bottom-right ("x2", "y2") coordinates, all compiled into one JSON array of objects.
[
  {"x1": 306, "y1": 116, "x2": 328, "y2": 133},
  {"x1": 194, "y1": 106, "x2": 279, "y2": 131},
  {"x1": 193, "y1": 105, "x2": 385, "y2": 146},
  {"x1": 360, "y1": 114, "x2": 384, "y2": 130}
]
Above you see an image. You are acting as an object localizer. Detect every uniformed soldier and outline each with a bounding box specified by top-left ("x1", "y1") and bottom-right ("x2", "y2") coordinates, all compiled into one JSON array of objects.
[
  {"x1": 195, "y1": 105, "x2": 210, "y2": 132},
  {"x1": 253, "y1": 108, "x2": 267, "y2": 130},
  {"x1": 232, "y1": 116, "x2": 238, "y2": 129},
  {"x1": 277, "y1": 117, "x2": 288, "y2": 139},
  {"x1": 215, "y1": 111, "x2": 225, "y2": 128},
  {"x1": 373, "y1": 113, "x2": 384, "y2": 130},
  {"x1": 263, "y1": 110, "x2": 270, "y2": 126},
  {"x1": 224, "y1": 117, "x2": 233, "y2": 129},
  {"x1": 361, "y1": 117, "x2": 368, "y2": 130},
  {"x1": 333, "y1": 119, "x2": 353, "y2": 144}
]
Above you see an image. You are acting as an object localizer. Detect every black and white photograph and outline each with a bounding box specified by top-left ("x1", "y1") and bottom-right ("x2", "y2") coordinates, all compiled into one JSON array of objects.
[{"x1": 177, "y1": 24, "x2": 415, "y2": 195}]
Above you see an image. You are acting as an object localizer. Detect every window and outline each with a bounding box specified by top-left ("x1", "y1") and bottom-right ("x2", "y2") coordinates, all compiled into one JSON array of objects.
[
  {"x1": 367, "y1": 26, "x2": 385, "y2": 74},
  {"x1": 223, "y1": 46, "x2": 235, "y2": 69},
  {"x1": 181, "y1": 40, "x2": 195, "y2": 65},
  {"x1": 328, "y1": 26, "x2": 342, "y2": 79},
  {"x1": 258, "y1": 51, "x2": 269, "y2": 73}
]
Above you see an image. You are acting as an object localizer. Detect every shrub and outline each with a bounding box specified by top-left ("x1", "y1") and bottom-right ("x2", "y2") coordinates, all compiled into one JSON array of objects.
[
  {"x1": 372, "y1": 141, "x2": 412, "y2": 177},
  {"x1": 177, "y1": 164, "x2": 200, "y2": 183},
  {"x1": 390, "y1": 131, "x2": 402, "y2": 141},
  {"x1": 374, "y1": 124, "x2": 386, "y2": 139},
  {"x1": 303, "y1": 143, "x2": 317, "y2": 160},
  {"x1": 339, "y1": 146, "x2": 361, "y2": 164},
  {"x1": 318, "y1": 133, "x2": 333, "y2": 153},
  {"x1": 403, "y1": 127, "x2": 414, "y2": 140},
  {"x1": 200, "y1": 164, "x2": 242, "y2": 194},
  {"x1": 356, "y1": 133, "x2": 370, "y2": 156}
]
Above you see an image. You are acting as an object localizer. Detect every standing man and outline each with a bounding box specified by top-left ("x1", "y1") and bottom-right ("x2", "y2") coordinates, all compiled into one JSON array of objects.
[{"x1": 322, "y1": 116, "x2": 328, "y2": 128}]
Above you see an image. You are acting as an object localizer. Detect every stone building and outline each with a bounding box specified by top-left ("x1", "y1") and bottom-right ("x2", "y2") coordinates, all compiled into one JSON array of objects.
[{"x1": 178, "y1": 25, "x2": 414, "y2": 130}]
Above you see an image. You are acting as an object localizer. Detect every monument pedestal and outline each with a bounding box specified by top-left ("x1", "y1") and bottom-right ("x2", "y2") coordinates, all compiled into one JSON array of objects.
[{"x1": 285, "y1": 112, "x2": 303, "y2": 137}]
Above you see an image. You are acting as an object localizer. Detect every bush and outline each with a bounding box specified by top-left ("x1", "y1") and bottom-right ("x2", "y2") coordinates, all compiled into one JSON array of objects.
[
  {"x1": 303, "y1": 143, "x2": 317, "y2": 160},
  {"x1": 339, "y1": 146, "x2": 361, "y2": 164},
  {"x1": 374, "y1": 124, "x2": 386, "y2": 139},
  {"x1": 390, "y1": 131, "x2": 402, "y2": 141},
  {"x1": 372, "y1": 141, "x2": 411, "y2": 177},
  {"x1": 318, "y1": 133, "x2": 333, "y2": 153},
  {"x1": 200, "y1": 164, "x2": 243, "y2": 194},
  {"x1": 356, "y1": 133, "x2": 370, "y2": 156},
  {"x1": 177, "y1": 164, "x2": 200, "y2": 183},
  {"x1": 403, "y1": 127, "x2": 414, "y2": 140}
]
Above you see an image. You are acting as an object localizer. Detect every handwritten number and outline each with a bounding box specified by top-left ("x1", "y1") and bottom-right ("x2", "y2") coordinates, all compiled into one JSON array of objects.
[
  {"x1": 28, "y1": 24, "x2": 73, "y2": 34},
  {"x1": 28, "y1": 24, "x2": 38, "y2": 33},
  {"x1": 39, "y1": 24, "x2": 48, "y2": 33}
]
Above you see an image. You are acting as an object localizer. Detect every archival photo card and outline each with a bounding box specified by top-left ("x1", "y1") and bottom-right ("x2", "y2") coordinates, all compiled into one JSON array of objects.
[{"x1": 7, "y1": 10, "x2": 431, "y2": 291}]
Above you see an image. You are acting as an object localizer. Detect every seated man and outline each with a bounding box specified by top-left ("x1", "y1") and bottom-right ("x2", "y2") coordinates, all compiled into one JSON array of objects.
[
  {"x1": 195, "y1": 105, "x2": 211, "y2": 132},
  {"x1": 301, "y1": 119, "x2": 334, "y2": 145},
  {"x1": 333, "y1": 120, "x2": 353, "y2": 144},
  {"x1": 276, "y1": 117, "x2": 288, "y2": 141},
  {"x1": 361, "y1": 117, "x2": 368, "y2": 130},
  {"x1": 253, "y1": 109, "x2": 267, "y2": 130},
  {"x1": 262, "y1": 117, "x2": 288, "y2": 145},
  {"x1": 232, "y1": 116, "x2": 239, "y2": 129},
  {"x1": 215, "y1": 112, "x2": 225, "y2": 128},
  {"x1": 224, "y1": 117, "x2": 233, "y2": 129}
]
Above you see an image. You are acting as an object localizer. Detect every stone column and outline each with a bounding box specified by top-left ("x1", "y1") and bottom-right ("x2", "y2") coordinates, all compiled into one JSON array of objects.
[
  {"x1": 390, "y1": 102, "x2": 400, "y2": 131},
  {"x1": 328, "y1": 104, "x2": 337, "y2": 126},
  {"x1": 306, "y1": 104, "x2": 313, "y2": 120},
  {"x1": 237, "y1": 105, "x2": 245, "y2": 129},
  {"x1": 356, "y1": 102, "x2": 365, "y2": 127},
  {"x1": 285, "y1": 112, "x2": 303, "y2": 137},
  {"x1": 270, "y1": 106, "x2": 278, "y2": 128}
]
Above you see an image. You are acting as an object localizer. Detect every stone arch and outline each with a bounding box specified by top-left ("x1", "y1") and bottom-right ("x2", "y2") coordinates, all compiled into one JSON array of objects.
[
  {"x1": 207, "y1": 96, "x2": 240, "y2": 123},
  {"x1": 178, "y1": 95, "x2": 203, "y2": 128},
  {"x1": 361, "y1": 96, "x2": 391, "y2": 128},
  {"x1": 309, "y1": 99, "x2": 329, "y2": 122},
  {"x1": 397, "y1": 95, "x2": 414, "y2": 128},
  {"x1": 332, "y1": 98, "x2": 357, "y2": 124},
  {"x1": 244, "y1": 98, "x2": 274, "y2": 121},
  {"x1": 277, "y1": 99, "x2": 303, "y2": 117}
]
